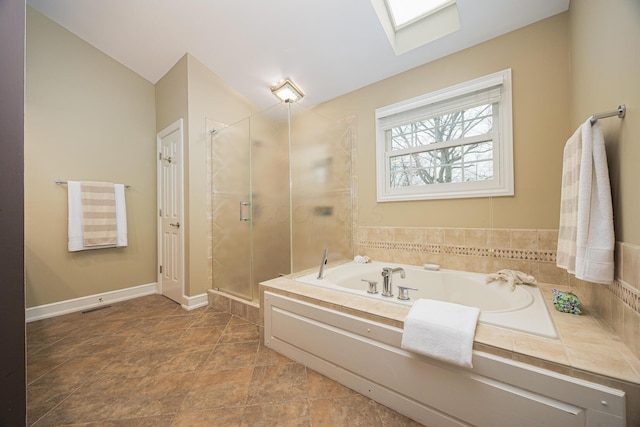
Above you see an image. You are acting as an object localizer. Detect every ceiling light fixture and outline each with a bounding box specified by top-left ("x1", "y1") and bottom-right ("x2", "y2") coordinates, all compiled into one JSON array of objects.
[{"x1": 271, "y1": 79, "x2": 304, "y2": 103}]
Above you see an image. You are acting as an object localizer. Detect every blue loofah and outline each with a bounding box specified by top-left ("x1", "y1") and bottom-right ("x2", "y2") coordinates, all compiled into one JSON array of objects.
[{"x1": 552, "y1": 289, "x2": 582, "y2": 315}]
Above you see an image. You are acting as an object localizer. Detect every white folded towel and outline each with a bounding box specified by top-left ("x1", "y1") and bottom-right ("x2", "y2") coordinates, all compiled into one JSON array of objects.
[
  {"x1": 575, "y1": 121, "x2": 614, "y2": 284},
  {"x1": 353, "y1": 255, "x2": 371, "y2": 264},
  {"x1": 114, "y1": 184, "x2": 128, "y2": 247},
  {"x1": 401, "y1": 299, "x2": 480, "y2": 368},
  {"x1": 68, "y1": 181, "x2": 128, "y2": 252}
]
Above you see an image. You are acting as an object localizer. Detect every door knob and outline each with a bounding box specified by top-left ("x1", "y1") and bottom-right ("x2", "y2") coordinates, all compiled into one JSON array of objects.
[{"x1": 170, "y1": 222, "x2": 180, "y2": 228}]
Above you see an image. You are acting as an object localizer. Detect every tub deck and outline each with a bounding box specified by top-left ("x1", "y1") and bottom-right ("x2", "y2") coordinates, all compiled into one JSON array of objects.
[{"x1": 259, "y1": 264, "x2": 640, "y2": 424}]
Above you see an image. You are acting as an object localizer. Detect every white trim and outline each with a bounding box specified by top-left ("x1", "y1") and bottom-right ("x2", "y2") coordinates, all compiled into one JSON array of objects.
[
  {"x1": 181, "y1": 293, "x2": 208, "y2": 311},
  {"x1": 376, "y1": 69, "x2": 513, "y2": 202},
  {"x1": 25, "y1": 283, "x2": 158, "y2": 323}
]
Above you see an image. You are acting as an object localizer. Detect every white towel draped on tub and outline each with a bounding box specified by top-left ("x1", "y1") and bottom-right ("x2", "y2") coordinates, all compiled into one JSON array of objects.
[
  {"x1": 401, "y1": 299, "x2": 480, "y2": 368},
  {"x1": 68, "y1": 181, "x2": 128, "y2": 252},
  {"x1": 557, "y1": 120, "x2": 614, "y2": 284}
]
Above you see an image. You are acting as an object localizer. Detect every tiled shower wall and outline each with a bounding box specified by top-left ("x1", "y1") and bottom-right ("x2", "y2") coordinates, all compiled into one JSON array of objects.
[{"x1": 354, "y1": 226, "x2": 640, "y2": 359}]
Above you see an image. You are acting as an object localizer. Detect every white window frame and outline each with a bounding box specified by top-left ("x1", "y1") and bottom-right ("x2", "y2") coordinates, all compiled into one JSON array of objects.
[{"x1": 375, "y1": 69, "x2": 513, "y2": 202}]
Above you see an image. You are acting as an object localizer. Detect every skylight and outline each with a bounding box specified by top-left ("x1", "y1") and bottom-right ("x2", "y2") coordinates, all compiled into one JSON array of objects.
[
  {"x1": 370, "y1": 0, "x2": 460, "y2": 55},
  {"x1": 386, "y1": 0, "x2": 455, "y2": 28}
]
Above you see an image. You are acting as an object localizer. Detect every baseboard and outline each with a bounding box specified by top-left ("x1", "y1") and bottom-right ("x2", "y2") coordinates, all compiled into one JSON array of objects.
[
  {"x1": 181, "y1": 293, "x2": 208, "y2": 311},
  {"x1": 26, "y1": 282, "x2": 158, "y2": 323}
]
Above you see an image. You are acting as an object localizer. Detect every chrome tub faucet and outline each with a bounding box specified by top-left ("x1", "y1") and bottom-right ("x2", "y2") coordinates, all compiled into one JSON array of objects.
[{"x1": 381, "y1": 267, "x2": 405, "y2": 297}]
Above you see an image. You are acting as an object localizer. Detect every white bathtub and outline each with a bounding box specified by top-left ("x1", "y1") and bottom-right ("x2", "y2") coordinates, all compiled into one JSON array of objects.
[{"x1": 296, "y1": 261, "x2": 558, "y2": 339}]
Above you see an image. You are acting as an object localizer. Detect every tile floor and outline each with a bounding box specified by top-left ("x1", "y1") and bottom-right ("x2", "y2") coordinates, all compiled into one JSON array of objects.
[{"x1": 27, "y1": 294, "x2": 424, "y2": 426}]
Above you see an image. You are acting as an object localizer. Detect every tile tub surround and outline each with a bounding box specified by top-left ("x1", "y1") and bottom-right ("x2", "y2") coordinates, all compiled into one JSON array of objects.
[
  {"x1": 260, "y1": 273, "x2": 640, "y2": 425},
  {"x1": 354, "y1": 226, "x2": 640, "y2": 360}
]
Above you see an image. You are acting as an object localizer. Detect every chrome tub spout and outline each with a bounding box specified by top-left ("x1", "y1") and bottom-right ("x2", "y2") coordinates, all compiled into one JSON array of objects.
[{"x1": 317, "y1": 248, "x2": 329, "y2": 279}]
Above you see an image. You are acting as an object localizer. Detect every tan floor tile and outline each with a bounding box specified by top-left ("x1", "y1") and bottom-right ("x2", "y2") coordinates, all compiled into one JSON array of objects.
[
  {"x1": 246, "y1": 363, "x2": 308, "y2": 405},
  {"x1": 95, "y1": 414, "x2": 176, "y2": 426},
  {"x1": 254, "y1": 344, "x2": 294, "y2": 366},
  {"x1": 191, "y1": 311, "x2": 233, "y2": 328},
  {"x1": 202, "y1": 341, "x2": 259, "y2": 370},
  {"x1": 180, "y1": 368, "x2": 253, "y2": 412},
  {"x1": 219, "y1": 322, "x2": 261, "y2": 344},
  {"x1": 171, "y1": 408, "x2": 243, "y2": 427},
  {"x1": 241, "y1": 400, "x2": 311, "y2": 426},
  {"x1": 307, "y1": 370, "x2": 357, "y2": 399},
  {"x1": 310, "y1": 394, "x2": 383, "y2": 427},
  {"x1": 148, "y1": 348, "x2": 212, "y2": 375},
  {"x1": 177, "y1": 325, "x2": 225, "y2": 348}
]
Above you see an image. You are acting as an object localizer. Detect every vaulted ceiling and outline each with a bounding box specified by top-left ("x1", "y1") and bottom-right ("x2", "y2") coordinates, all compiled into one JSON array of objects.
[{"x1": 27, "y1": 0, "x2": 570, "y2": 109}]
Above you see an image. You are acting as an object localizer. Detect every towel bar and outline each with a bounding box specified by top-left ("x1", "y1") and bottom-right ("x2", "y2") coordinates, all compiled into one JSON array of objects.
[
  {"x1": 590, "y1": 105, "x2": 625, "y2": 125},
  {"x1": 55, "y1": 179, "x2": 131, "y2": 189}
]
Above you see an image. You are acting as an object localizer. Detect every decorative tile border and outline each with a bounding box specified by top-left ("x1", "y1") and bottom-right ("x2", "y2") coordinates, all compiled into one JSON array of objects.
[
  {"x1": 358, "y1": 237, "x2": 640, "y2": 318},
  {"x1": 357, "y1": 240, "x2": 557, "y2": 263},
  {"x1": 606, "y1": 280, "x2": 640, "y2": 313}
]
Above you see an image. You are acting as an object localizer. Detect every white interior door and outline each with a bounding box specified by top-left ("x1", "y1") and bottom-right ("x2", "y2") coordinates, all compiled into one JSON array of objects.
[{"x1": 157, "y1": 119, "x2": 184, "y2": 304}]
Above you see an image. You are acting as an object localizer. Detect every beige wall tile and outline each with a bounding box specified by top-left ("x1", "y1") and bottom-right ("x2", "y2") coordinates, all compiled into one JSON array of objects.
[
  {"x1": 615, "y1": 241, "x2": 623, "y2": 280},
  {"x1": 511, "y1": 229, "x2": 538, "y2": 250},
  {"x1": 208, "y1": 291, "x2": 231, "y2": 312},
  {"x1": 393, "y1": 227, "x2": 423, "y2": 244},
  {"x1": 444, "y1": 228, "x2": 465, "y2": 246},
  {"x1": 487, "y1": 229, "x2": 511, "y2": 248},
  {"x1": 465, "y1": 228, "x2": 487, "y2": 247},
  {"x1": 372, "y1": 227, "x2": 395, "y2": 242},
  {"x1": 537, "y1": 230, "x2": 558, "y2": 251},
  {"x1": 417, "y1": 252, "x2": 443, "y2": 267},
  {"x1": 230, "y1": 299, "x2": 247, "y2": 318},
  {"x1": 537, "y1": 263, "x2": 568, "y2": 285},
  {"x1": 440, "y1": 254, "x2": 465, "y2": 271},
  {"x1": 624, "y1": 304, "x2": 640, "y2": 359},
  {"x1": 426, "y1": 228, "x2": 444, "y2": 244},
  {"x1": 622, "y1": 243, "x2": 639, "y2": 290},
  {"x1": 465, "y1": 256, "x2": 488, "y2": 274}
]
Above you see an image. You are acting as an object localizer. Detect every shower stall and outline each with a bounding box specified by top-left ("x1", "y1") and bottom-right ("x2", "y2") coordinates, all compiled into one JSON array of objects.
[{"x1": 208, "y1": 102, "x2": 353, "y2": 302}]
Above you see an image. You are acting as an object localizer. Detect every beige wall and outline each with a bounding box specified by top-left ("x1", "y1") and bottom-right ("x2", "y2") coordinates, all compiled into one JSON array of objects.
[
  {"x1": 186, "y1": 55, "x2": 256, "y2": 296},
  {"x1": 569, "y1": 0, "x2": 640, "y2": 246},
  {"x1": 156, "y1": 53, "x2": 256, "y2": 297},
  {"x1": 155, "y1": 55, "x2": 190, "y2": 294},
  {"x1": 25, "y1": 7, "x2": 157, "y2": 307},
  {"x1": 315, "y1": 12, "x2": 571, "y2": 230},
  {"x1": 567, "y1": 0, "x2": 640, "y2": 361}
]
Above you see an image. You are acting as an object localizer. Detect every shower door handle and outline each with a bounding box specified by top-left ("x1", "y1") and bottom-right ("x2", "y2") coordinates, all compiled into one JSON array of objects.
[{"x1": 239, "y1": 201, "x2": 251, "y2": 222}]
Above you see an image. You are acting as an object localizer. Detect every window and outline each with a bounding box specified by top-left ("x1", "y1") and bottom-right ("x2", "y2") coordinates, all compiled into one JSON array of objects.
[{"x1": 375, "y1": 69, "x2": 513, "y2": 202}]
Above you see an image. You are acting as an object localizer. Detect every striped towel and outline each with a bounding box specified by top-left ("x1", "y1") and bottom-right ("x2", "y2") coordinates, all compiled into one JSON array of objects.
[
  {"x1": 557, "y1": 120, "x2": 615, "y2": 284},
  {"x1": 556, "y1": 125, "x2": 582, "y2": 273},
  {"x1": 80, "y1": 181, "x2": 118, "y2": 247}
]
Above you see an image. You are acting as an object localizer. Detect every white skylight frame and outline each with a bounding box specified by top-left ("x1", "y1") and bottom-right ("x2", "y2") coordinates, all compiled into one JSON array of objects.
[
  {"x1": 370, "y1": 0, "x2": 460, "y2": 55},
  {"x1": 386, "y1": 0, "x2": 456, "y2": 29}
]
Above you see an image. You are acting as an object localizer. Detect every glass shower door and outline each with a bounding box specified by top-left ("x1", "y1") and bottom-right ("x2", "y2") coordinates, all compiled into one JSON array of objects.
[
  {"x1": 250, "y1": 103, "x2": 292, "y2": 286},
  {"x1": 210, "y1": 117, "x2": 253, "y2": 300}
]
